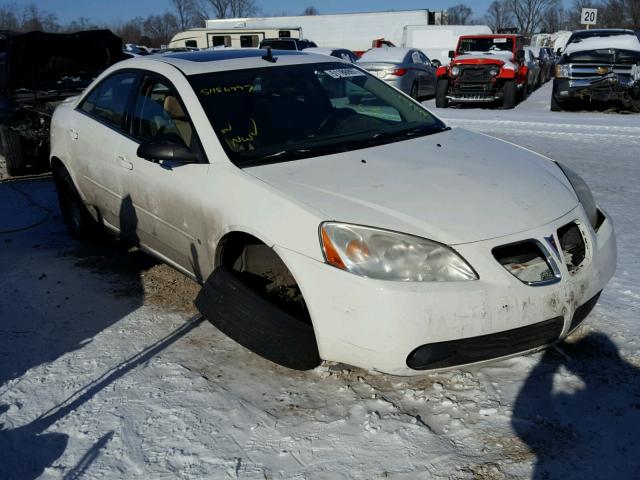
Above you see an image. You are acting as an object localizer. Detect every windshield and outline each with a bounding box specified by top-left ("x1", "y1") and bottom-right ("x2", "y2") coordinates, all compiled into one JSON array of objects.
[
  {"x1": 188, "y1": 62, "x2": 446, "y2": 166},
  {"x1": 457, "y1": 37, "x2": 514, "y2": 54}
]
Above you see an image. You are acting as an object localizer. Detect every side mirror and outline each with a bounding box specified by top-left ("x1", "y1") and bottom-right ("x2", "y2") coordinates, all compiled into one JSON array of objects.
[
  {"x1": 448, "y1": 50, "x2": 455, "y2": 59},
  {"x1": 137, "y1": 141, "x2": 199, "y2": 164},
  {"x1": 516, "y1": 49, "x2": 525, "y2": 62},
  {"x1": 556, "y1": 48, "x2": 562, "y2": 55}
]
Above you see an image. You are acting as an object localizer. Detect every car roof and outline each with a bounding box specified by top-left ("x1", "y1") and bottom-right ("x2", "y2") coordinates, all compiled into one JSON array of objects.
[
  {"x1": 358, "y1": 47, "x2": 415, "y2": 62},
  {"x1": 115, "y1": 48, "x2": 340, "y2": 76}
]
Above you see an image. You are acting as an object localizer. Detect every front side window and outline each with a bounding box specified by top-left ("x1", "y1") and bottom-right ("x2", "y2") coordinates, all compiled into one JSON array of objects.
[
  {"x1": 80, "y1": 72, "x2": 137, "y2": 128},
  {"x1": 189, "y1": 62, "x2": 446, "y2": 166},
  {"x1": 131, "y1": 76, "x2": 193, "y2": 148}
]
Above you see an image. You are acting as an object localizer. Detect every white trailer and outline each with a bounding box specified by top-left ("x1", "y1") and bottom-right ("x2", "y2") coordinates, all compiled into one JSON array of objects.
[
  {"x1": 201, "y1": 10, "x2": 450, "y2": 53},
  {"x1": 169, "y1": 27, "x2": 301, "y2": 49}
]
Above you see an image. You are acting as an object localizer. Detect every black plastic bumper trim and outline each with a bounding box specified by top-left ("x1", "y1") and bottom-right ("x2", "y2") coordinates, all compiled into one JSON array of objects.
[{"x1": 407, "y1": 317, "x2": 564, "y2": 370}]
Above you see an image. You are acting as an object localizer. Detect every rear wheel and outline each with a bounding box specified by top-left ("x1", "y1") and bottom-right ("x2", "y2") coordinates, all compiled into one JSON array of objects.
[
  {"x1": 0, "y1": 125, "x2": 25, "y2": 176},
  {"x1": 435, "y1": 79, "x2": 450, "y2": 108},
  {"x1": 503, "y1": 80, "x2": 516, "y2": 109},
  {"x1": 53, "y1": 165, "x2": 99, "y2": 240}
]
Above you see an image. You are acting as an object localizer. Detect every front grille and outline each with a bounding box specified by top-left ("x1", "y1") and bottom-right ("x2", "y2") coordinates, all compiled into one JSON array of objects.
[
  {"x1": 557, "y1": 222, "x2": 587, "y2": 274},
  {"x1": 459, "y1": 66, "x2": 492, "y2": 83},
  {"x1": 569, "y1": 63, "x2": 633, "y2": 78},
  {"x1": 493, "y1": 240, "x2": 560, "y2": 286},
  {"x1": 407, "y1": 317, "x2": 564, "y2": 370}
]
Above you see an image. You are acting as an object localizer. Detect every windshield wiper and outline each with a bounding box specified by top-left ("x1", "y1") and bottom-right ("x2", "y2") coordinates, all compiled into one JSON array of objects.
[
  {"x1": 368, "y1": 125, "x2": 449, "y2": 145},
  {"x1": 260, "y1": 148, "x2": 311, "y2": 160}
]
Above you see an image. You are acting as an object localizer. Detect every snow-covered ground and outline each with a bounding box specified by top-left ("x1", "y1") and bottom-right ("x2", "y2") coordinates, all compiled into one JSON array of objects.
[{"x1": 1, "y1": 81, "x2": 639, "y2": 479}]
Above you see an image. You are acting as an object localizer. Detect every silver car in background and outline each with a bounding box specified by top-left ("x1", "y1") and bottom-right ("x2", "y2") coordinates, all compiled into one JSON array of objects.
[
  {"x1": 357, "y1": 47, "x2": 437, "y2": 99},
  {"x1": 304, "y1": 47, "x2": 359, "y2": 63}
]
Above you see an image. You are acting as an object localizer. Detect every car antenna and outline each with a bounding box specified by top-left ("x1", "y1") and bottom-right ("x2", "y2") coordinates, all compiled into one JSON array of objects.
[{"x1": 262, "y1": 46, "x2": 277, "y2": 63}]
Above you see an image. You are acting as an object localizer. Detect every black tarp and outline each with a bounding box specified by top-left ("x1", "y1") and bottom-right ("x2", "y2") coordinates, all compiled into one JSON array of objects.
[{"x1": 0, "y1": 29, "x2": 127, "y2": 95}]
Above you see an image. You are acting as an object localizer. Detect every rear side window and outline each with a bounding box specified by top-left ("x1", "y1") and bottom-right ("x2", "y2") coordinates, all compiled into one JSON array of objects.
[
  {"x1": 240, "y1": 35, "x2": 259, "y2": 48},
  {"x1": 79, "y1": 72, "x2": 137, "y2": 129},
  {"x1": 210, "y1": 35, "x2": 230, "y2": 47}
]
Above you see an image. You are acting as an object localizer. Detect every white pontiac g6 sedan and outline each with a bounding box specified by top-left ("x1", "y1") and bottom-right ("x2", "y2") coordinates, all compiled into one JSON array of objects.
[{"x1": 49, "y1": 49, "x2": 616, "y2": 375}]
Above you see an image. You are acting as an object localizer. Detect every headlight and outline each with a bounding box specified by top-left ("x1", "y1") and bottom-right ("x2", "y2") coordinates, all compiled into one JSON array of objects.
[
  {"x1": 319, "y1": 222, "x2": 478, "y2": 282},
  {"x1": 557, "y1": 163, "x2": 598, "y2": 228},
  {"x1": 489, "y1": 68, "x2": 499, "y2": 76},
  {"x1": 451, "y1": 66, "x2": 460, "y2": 76},
  {"x1": 555, "y1": 64, "x2": 571, "y2": 78}
]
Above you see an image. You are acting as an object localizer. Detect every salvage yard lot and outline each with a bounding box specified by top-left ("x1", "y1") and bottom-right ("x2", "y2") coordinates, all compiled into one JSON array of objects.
[{"x1": 1, "y1": 81, "x2": 639, "y2": 479}]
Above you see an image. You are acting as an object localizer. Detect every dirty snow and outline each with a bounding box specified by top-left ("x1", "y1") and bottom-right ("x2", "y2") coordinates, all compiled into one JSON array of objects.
[{"x1": 1, "y1": 81, "x2": 640, "y2": 479}]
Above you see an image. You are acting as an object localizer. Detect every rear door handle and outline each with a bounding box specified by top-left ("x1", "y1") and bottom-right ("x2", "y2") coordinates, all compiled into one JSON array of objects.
[
  {"x1": 116, "y1": 155, "x2": 133, "y2": 170},
  {"x1": 69, "y1": 128, "x2": 78, "y2": 140}
]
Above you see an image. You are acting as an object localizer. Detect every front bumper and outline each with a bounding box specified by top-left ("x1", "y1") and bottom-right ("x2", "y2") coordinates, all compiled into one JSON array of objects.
[
  {"x1": 554, "y1": 75, "x2": 640, "y2": 103},
  {"x1": 278, "y1": 205, "x2": 616, "y2": 375}
]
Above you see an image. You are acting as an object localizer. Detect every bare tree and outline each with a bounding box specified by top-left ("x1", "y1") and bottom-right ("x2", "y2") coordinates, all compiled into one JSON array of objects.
[
  {"x1": 539, "y1": 3, "x2": 568, "y2": 32},
  {"x1": 21, "y1": 3, "x2": 60, "y2": 32},
  {"x1": 143, "y1": 13, "x2": 180, "y2": 45},
  {"x1": 0, "y1": 5, "x2": 19, "y2": 31},
  {"x1": 507, "y1": 0, "x2": 558, "y2": 34},
  {"x1": 171, "y1": 0, "x2": 201, "y2": 30},
  {"x1": 66, "y1": 16, "x2": 99, "y2": 32},
  {"x1": 485, "y1": 0, "x2": 515, "y2": 31},
  {"x1": 303, "y1": 6, "x2": 319, "y2": 15},
  {"x1": 447, "y1": 3, "x2": 474, "y2": 24},
  {"x1": 228, "y1": 0, "x2": 257, "y2": 17}
]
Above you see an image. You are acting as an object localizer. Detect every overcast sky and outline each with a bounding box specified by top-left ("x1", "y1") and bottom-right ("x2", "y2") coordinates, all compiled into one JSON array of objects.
[{"x1": 12, "y1": 0, "x2": 495, "y2": 24}]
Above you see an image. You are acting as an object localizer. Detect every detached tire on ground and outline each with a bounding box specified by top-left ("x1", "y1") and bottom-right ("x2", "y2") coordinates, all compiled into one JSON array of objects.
[
  {"x1": 0, "y1": 124, "x2": 25, "y2": 176},
  {"x1": 53, "y1": 165, "x2": 99, "y2": 240},
  {"x1": 503, "y1": 80, "x2": 516, "y2": 109},
  {"x1": 435, "y1": 79, "x2": 449, "y2": 108}
]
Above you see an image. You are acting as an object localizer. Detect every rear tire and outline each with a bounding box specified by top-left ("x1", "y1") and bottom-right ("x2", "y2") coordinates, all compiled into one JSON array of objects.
[
  {"x1": 435, "y1": 79, "x2": 449, "y2": 108},
  {"x1": 53, "y1": 165, "x2": 99, "y2": 240},
  {"x1": 0, "y1": 125, "x2": 25, "y2": 176},
  {"x1": 503, "y1": 80, "x2": 516, "y2": 109}
]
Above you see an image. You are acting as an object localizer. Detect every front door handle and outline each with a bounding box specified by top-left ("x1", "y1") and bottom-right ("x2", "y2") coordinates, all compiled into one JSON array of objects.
[{"x1": 116, "y1": 155, "x2": 133, "y2": 170}]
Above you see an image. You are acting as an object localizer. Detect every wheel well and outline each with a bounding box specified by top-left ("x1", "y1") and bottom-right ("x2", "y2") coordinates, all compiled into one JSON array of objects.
[{"x1": 216, "y1": 232, "x2": 312, "y2": 325}]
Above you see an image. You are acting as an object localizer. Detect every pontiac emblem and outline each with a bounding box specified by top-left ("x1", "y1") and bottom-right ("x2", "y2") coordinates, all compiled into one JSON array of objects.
[{"x1": 596, "y1": 66, "x2": 610, "y2": 75}]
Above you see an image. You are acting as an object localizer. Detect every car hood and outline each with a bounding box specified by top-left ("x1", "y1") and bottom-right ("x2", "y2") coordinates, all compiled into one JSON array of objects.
[
  {"x1": 245, "y1": 128, "x2": 578, "y2": 245},
  {"x1": 453, "y1": 51, "x2": 515, "y2": 67}
]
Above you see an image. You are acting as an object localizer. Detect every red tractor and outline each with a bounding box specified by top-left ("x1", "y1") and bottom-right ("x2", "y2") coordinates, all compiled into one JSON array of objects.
[{"x1": 435, "y1": 34, "x2": 528, "y2": 109}]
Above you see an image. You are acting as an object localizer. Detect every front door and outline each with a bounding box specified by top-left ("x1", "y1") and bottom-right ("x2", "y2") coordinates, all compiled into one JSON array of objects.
[{"x1": 118, "y1": 74, "x2": 210, "y2": 278}]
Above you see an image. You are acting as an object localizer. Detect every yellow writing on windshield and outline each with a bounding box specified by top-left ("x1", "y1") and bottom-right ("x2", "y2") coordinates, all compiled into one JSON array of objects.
[
  {"x1": 223, "y1": 118, "x2": 258, "y2": 150},
  {"x1": 200, "y1": 85, "x2": 254, "y2": 96}
]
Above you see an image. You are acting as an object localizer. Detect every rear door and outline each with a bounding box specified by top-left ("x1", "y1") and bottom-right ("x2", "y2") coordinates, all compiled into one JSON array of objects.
[{"x1": 73, "y1": 71, "x2": 139, "y2": 230}]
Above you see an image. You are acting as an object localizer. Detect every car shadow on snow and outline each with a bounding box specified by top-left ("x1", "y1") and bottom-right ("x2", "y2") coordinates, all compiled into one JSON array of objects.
[
  {"x1": 0, "y1": 181, "x2": 199, "y2": 478},
  {"x1": 513, "y1": 332, "x2": 640, "y2": 479}
]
